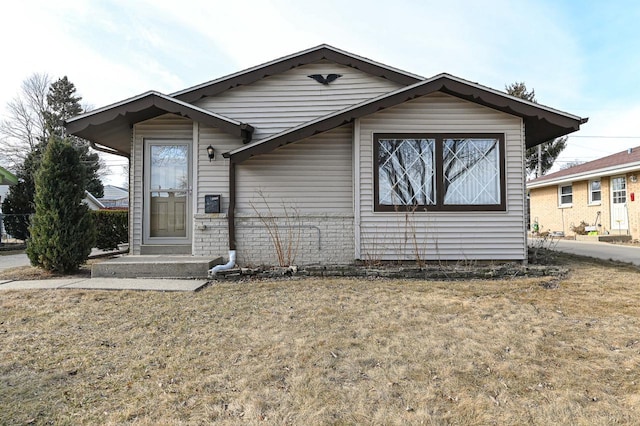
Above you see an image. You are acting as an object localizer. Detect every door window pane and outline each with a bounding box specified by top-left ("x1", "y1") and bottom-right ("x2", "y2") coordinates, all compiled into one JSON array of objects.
[
  {"x1": 612, "y1": 177, "x2": 626, "y2": 204},
  {"x1": 148, "y1": 143, "x2": 189, "y2": 239},
  {"x1": 151, "y1": 145, "x2": 188, "y2": 190}
]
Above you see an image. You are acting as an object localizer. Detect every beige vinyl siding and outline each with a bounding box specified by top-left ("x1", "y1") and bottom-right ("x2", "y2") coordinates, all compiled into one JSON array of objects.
[
  {"x1": 195, "y1": 61, "x2": 402, "y2": 141},
  {"x1": 197, "y1": 125, "x2": 243, "y2": 213},
  {"x1": 131, "y1": 114, "x2": 193, "y2": 254},
  {"x1": 359, "y1": 92, "x2": 526, "y2": 261},
  {"x1": 236, "y1": 125, "x2": 353, "y2": 214}
]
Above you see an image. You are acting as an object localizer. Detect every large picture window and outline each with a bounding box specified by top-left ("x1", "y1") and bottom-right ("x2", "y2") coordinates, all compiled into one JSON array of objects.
[{"x1": 374, "y1": 133, "x2": 505, "y2": 211}]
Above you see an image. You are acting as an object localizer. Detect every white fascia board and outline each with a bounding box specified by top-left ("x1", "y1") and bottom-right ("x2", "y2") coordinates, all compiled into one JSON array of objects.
[
  {"x1": 66, "y1": 91, "x2": 159, "y2": 122},
  {"x1": 66, "y1": 91, "x2": 244, "y2": 127},
  {"x1": 527, "y1": 162, "x2": 640, "y2": 189}
]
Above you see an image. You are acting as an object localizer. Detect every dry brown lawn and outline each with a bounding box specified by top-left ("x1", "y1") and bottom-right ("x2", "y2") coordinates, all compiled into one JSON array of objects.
[{"x1": 1, "y1": 256, "x2": 640, "y2": 425}]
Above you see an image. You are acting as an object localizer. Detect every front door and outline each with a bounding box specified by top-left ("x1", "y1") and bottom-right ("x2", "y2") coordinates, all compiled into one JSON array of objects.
[
  {"x1": 610, "y1": 176, "x2": 628, "y2": 233},
  {"x1": 144, "y1": 141, "x2": 192, "y2": 246}
]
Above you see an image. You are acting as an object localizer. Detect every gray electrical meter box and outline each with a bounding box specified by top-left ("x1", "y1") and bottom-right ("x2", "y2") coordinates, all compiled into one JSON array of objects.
[{"x1": 204, "y1": 195, "x2": 221, "y2": 213}]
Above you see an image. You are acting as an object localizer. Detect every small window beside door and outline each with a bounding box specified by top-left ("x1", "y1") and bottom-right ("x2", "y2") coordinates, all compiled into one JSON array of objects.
[
  {"x1": 588, "y1": 179, "x2": 601, "y2": 205},
  {"x1": 558, "y1": 184, "x2": 573, "y2": 207}
]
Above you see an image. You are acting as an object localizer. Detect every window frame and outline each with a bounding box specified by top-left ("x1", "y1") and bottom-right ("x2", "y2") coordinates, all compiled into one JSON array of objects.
[
  {"x1": 588, "y1": 179, "x2": 601, "y2": 205},
  {"x1": 373, "y1": 133, "x2": 506, "y2": 212},
  {"x1": 558, "y1": 184, "x2": 573, "y2": 207}
]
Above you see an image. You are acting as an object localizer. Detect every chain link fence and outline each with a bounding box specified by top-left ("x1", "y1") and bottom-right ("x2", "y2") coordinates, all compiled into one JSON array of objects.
[{"x1": 0, "y1": 213, "x2": 30, "y2": 244}]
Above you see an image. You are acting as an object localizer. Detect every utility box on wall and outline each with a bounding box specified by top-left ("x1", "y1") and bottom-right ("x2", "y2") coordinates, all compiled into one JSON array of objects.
[{"x1": 204, "y1": 195, "x2": 221, "y2": 214}]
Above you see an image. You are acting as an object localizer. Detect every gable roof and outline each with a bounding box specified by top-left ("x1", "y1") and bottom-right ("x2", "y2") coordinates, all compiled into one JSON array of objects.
[
  {"x1": 226, "y1": 73, "x2": 587, "y2": 163},
  {"x1": 65, "y1": 91, "x2": 254, "y2": 156},
  {"x1": 0, "y1": 166, "x2": 18, "y2": 186},
  {"x1": 172, "y1": 44, "x2": 424, "y2": 103},
  {"x1": 100, "y1": 185, "x2": 129, "y2": 200},
  {"x1": 528, "y1": 146, "x2": 640, "y2": 188},
  {"x1": 83, "y1": 191, "x2": 106, "y2": 210}
]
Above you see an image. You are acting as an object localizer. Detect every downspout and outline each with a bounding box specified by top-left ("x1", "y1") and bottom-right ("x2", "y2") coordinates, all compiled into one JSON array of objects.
[{"x1": 209, "y1": 159, "x2": 237, "y2": 275}]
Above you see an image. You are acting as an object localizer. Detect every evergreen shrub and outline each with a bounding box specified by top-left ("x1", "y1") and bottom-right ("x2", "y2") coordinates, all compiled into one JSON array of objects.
[{"x1": 26, "y1": 137, "x2": 95, "y2": 273}]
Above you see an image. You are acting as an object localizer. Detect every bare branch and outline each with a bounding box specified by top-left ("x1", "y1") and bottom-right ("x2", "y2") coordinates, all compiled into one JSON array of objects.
[{"x1": 0, "y1": 73, "x2": 51, "y2": 169}]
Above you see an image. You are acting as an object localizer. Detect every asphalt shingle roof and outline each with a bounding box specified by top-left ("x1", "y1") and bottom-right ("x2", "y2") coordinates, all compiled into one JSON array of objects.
[{"x1": 528, "y1": 145, "x2": 640, "y2": 185}]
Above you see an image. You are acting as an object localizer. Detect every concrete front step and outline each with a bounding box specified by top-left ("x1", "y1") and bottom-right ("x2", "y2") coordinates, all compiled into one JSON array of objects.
[
  {"x1": 91, "y1": 256, "x2": 223, "y2": 279},
  {"x1": 575, "y1": 234, "x2": 632, "y2": 243}
]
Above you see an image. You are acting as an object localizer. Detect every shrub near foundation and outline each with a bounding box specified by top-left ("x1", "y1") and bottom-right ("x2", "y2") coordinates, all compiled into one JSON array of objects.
[{"x1": 92, "y1": 210, "x2": 128, "y2": 250}]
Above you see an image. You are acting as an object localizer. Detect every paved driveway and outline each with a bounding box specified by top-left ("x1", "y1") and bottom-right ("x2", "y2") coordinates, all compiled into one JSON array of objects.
[
  {"x1": 0, "y1": 248, "x2": 126, "y2": 273},
  {"x1": 0, "y1": 253, "x2": 29, "y2": 272},
  {"x1": 532, "y1": 239, "x2": 640, "y2": 267}
]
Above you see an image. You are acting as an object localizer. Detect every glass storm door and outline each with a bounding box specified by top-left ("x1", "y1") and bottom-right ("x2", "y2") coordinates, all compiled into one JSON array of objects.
[
  {"x1": 610, "y1": 176, "x2": 628, "y2": 233},
  {"x1": 144, "y1": 141, "x2": 191, "y2": 244}
]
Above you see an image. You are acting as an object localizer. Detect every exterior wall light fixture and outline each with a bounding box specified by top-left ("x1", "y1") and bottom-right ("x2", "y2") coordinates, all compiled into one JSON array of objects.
[{"x1": 206, "y1": 145, "x2": 215, "y2": 161}]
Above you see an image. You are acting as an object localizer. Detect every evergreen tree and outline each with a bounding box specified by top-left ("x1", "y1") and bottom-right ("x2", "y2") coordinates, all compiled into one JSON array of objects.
[
  {"x1": 505, "y1": 82, "x2": 567, "y2": 177},
  {"x1": 1, "y1": 143, "x2": 46, "y2": 240},
  {"x1": 44, "y1": 76, "x2": 104, "y2": 198},
  {"x1": 2, "y1": 77, "x2": 104, "y2": 241},
  {"x1": 44, "y1": 76, "x2": 83, "y2": 138},
  {"x1": 26, "y1": 136, "x2": 95, "y2": 273}
]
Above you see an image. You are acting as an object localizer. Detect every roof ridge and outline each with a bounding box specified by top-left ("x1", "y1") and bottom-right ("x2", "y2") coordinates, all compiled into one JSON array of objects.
[{"x1": 171, "y1": 44, "x2": 424, "y2": 103}]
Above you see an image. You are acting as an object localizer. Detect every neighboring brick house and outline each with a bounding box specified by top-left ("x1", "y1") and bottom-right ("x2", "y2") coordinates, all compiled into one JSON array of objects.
[{"x1": 527, "y1": 146, "x2": 640, "y2": 239}]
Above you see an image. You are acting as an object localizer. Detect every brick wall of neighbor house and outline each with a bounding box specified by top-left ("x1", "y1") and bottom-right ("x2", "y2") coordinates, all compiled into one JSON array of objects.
[
  {"x1": 531, "y1": 179, "x2": 609, "y2": 236},
  {"x1": 530, "y1": 173, "x2": 640, "y2": 238}
]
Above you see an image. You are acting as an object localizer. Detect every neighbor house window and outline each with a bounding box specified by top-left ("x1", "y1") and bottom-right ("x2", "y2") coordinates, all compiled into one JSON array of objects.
[
  {"x1": 589, "y1": 179, "x2": 601, "y2": 204},
  {"x1": 374, "y1": 133, "x2": 505, "y2": 211},
  {"x1": 559, "y1": 184, "x2": 573, "y2": 206}
]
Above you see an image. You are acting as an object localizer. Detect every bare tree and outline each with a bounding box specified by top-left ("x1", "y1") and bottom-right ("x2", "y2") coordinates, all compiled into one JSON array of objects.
[{"x1": 0, "y1": 73, "x2": 51, "y2": 170}]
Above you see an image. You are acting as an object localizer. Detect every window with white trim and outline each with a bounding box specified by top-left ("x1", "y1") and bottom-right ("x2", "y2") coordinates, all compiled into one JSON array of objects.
[
  {"x1": 588, "y1": 179, "x2": 601, "y2": 204},
  {"x1": 374, "y1": 133, "x2": 505, "y2": 211},
  {"x1": 558, "y1": 184, "x2": 573, "y2": 206}
]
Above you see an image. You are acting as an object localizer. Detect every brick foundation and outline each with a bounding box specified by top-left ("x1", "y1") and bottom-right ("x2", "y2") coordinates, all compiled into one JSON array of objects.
[{"x1": 193, "y1": 213, "x2": 355, "y2": 266}]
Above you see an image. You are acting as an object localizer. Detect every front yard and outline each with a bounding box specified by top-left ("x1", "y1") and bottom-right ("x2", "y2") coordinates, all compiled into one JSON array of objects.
[{"x1": 1, "y1": 256, "x2": 639, "y2": 424}]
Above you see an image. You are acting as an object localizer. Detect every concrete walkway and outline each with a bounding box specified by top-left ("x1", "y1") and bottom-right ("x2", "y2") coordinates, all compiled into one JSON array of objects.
[
  {"x1": 0, "y1": 277, "x2": 209, "y2": 291},
  {"x1": 532, "y1": 238, "x2": 640, "y2": 267},
  {"x1": 0, "y1": 247, "x2": 130, "y2": 272},
  {"x1": 0, "y1": 248, "x2": 209, "y2": 292}
]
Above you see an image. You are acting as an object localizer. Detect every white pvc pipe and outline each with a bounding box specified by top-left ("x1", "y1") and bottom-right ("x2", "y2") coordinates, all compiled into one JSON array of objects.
[{"x1": 209, "y1": 250, "x2": 236, "y2": 275}]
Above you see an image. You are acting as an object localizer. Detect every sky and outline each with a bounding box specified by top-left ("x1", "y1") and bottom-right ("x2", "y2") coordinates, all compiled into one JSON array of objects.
[{"x1": 2, "y1": 0, "x2": 640, "y2": 186}]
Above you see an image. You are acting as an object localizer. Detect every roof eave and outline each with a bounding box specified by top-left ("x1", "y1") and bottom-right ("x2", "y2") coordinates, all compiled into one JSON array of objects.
[
  {"x1": 226, "y1": 74, "x2": 586, "y2": 163},
  {"x1": 65, "y1": 92, "x2": 254, "y2": 153},
  {"x1": 527, "y1": 161, "x2": 640, "y2": 188}
]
